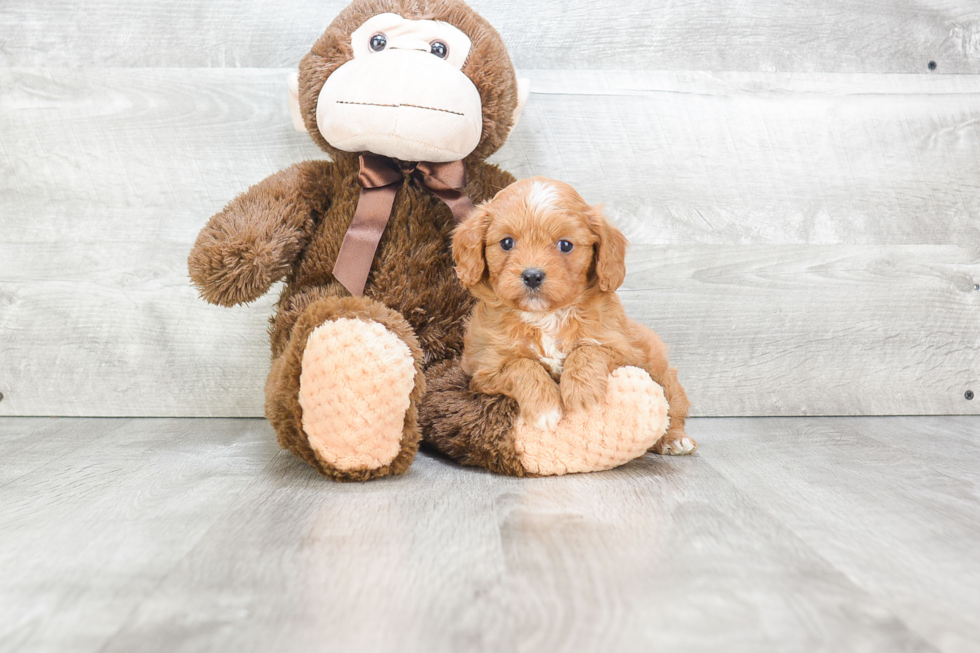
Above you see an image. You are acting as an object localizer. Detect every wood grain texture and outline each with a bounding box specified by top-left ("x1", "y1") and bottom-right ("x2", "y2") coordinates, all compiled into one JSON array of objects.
[
  {"x1": 501, "y1": 71, "x2": 980, "y2": 247},
  {"x1": 101, "y1": 450, "x2": 927, "y2": 653},
  {"x1": 622, "y1": 244, "x2": 980, "y2": 417},
  {"x1": 1, "y1": 242, "x2": 977, "y2": 417},
  {"x1": 0, "y1": 417, "x2": 132, "y2": 486},
  {"x1": 3, "y1": 416, "x2": 979, "y2": 652},
  {"x1": 858, "y1": 415, "x2": 980, "y2": 483},
  {"x1": 0, "y1": 418, "x2": 280, "y2": 653},
  {"x1": 1, "y1": 0, "x2": 979, "y2": 73},
  {"x1": 0, "y1": 68, "x2": 316, "y2": 245},
  {"x1": 3, "y1": 69, "x2": 979, "y2": 246},
  {"x1": 1, "y1": 68, "x2": 978, "y2": 416},
  {"x1": 704, "y1": 417, "x2": 980, "y2": 653}
]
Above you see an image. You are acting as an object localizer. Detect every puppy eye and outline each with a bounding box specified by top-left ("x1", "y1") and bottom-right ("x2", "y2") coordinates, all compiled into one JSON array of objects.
[
  {"x1": 558, "y1": 240, "x2": 574, "y2": 253},
  {"x1": 370, "y1": 33, "x2": 387, "y2": 52},
  {"x1": 430, "y1": 41, "x2": 449, "y2": 58},
  {"x1": 500, "y1": 237, "x2": 515, "y2": 251}
]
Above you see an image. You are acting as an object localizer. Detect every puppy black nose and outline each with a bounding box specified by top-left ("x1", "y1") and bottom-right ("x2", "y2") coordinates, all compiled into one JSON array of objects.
[{"x1": 522, "y1": 268, "x2": 545, "y2": 289}]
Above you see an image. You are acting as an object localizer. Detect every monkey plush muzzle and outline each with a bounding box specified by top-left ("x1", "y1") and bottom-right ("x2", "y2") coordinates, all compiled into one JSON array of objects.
[{"x1": 316, "y1": 48, "x2": 483, "y2": 162}]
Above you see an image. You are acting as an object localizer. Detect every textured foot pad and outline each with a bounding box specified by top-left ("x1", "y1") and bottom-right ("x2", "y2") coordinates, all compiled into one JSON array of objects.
[
  {"x1": 299, "y1": 318, "x2": 416, "y2": 472},
  {"x1": 513, "y1": 367, "x2": 669, "y2": 476}
]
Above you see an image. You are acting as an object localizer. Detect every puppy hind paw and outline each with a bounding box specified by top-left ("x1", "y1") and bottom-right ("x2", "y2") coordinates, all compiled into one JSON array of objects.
[{"x1": 653, "y1": 434, "x2": 698, "y2": 456}]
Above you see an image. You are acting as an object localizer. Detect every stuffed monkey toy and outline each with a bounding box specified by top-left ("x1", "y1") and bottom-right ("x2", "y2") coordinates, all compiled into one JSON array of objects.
[{"x1": 189, "y1": 0, "x2": 683, "y2": 481}]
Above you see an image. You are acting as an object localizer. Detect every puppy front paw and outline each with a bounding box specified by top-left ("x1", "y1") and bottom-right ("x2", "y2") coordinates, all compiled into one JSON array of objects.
[
  {"x1": 531, "y1": 407, "x2": 563, "y2": 431},
  {"x1": 516, "y1": 380, "x2": 564, "y2": 432},
  {"x1": 560, "y1": 375, "x2": 607, "y2": 413},
  {"x1": 520, "y1": 393, "x2": 563, "y2": 432}
]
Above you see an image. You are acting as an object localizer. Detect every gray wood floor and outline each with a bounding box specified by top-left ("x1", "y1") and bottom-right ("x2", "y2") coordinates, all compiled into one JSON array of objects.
[{"x1": 1, "y1": 417, "x2": 978, "y2": 652}]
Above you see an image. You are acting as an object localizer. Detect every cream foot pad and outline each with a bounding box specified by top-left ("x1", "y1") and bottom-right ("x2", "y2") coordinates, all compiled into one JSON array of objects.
[
  {"x1": 513, "y1": 367, "x2": 669, "y2": 476},
  {"x1": 299, "y1": 318, "x2": 416, "y2": 471}
]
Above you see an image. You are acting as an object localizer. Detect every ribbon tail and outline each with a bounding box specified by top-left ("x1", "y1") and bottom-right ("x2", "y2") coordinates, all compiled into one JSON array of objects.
[
  {"x1": 414, "y1": 160, "x2": 476, "y2": 223},
  {"x1": 332, "y1": 184, "x2": 398, "y2": 297},
  {"x1": 429, "y1": 188, "x2": 476, "y2": 224}
]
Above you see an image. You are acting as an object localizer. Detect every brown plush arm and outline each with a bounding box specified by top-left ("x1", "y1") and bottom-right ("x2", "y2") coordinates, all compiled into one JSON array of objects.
[{"x1": 188, "y1": 161, "x2": 330, "y2": 306}]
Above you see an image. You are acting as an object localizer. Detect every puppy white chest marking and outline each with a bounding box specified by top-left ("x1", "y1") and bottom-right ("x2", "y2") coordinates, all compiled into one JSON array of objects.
[{"x1": 520, "y1": 309, "x2": 570, "y2": 375}]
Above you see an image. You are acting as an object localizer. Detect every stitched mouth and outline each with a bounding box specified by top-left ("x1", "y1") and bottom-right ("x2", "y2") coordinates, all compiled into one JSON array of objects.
[{"x1": 335, "y1": 100, "x2": 464, "y2": 116}]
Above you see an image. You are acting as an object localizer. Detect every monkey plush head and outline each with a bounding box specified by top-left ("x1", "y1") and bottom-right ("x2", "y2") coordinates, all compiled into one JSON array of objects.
[{"x1": 295, "y1": 0, "x2": 529, "y2": 163}]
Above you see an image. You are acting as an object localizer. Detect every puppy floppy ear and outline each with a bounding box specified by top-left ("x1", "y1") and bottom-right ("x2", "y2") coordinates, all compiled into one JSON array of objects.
[
  {"x1": 588, "y1": 205, "x2": 628, "y2": 292},
  {"x1": 452, "y1": 205, "x2": 492, "y2": 287}
]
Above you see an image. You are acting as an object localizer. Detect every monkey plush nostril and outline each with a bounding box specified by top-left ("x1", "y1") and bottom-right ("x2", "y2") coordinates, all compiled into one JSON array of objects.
[{"x1": 522, "y1": 268, "x2": 545, "y2": 289}]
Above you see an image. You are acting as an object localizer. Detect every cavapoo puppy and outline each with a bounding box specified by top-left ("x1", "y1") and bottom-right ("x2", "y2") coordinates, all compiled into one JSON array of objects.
[{"x1": 452, "y1": 177, "x2": 696, "y2": 455}]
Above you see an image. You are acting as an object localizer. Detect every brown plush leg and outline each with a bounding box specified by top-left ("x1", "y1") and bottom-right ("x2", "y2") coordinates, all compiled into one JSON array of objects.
[
  {"x1": 265, "y1": 290, "x2": 425, "y2": 481},
  {"x1": 418, "y1": 361, "x2": 531, "y2": 476}
]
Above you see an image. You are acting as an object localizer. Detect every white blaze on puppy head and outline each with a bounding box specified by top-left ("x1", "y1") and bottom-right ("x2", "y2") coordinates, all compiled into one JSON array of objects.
[
  {"x1": 316, "y1": 13, "x2": 483, "y2": 162},
  {"x1": 524, "y1": 180, "x2": 559, "y2": 214}
]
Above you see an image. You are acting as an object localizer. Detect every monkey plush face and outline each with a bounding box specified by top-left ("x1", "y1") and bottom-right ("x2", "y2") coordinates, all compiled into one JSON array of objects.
[
  {"x1": 299, "y1": 0, "x2": 528, "y2": 163},
  {"x1": 317, "y1": 13, "x2": 483, "y2": 162}
]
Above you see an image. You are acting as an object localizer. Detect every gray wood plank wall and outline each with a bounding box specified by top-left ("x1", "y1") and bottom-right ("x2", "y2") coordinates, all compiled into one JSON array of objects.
[
  {"x1": 1, "y1": 1, "x2": 978, "y2": 417},
  {"x1": 3, "y1": 0, "x2": 980, "y2": 73}
]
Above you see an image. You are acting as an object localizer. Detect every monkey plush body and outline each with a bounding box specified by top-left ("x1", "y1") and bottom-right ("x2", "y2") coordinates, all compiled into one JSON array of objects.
[{"x1": 189, "y1": 0, "x2": 677, "y2": 481}]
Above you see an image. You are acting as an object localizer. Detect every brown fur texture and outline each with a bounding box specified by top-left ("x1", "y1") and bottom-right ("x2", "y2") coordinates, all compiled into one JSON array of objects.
[
  {"x1": 452, "y1": 177, "x2": 696, "y2": 454},
  {"x1": 188, "y1": 0, "x2": 523, "y2": 480},
  {"x1": 418, "y1": 361, "x2": 534, "y2": 476}
]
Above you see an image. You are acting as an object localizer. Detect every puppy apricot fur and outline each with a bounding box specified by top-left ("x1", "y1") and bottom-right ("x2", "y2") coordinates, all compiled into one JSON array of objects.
[{"x1": 452, "y1": 177, "x2": 695, "y2": 453}]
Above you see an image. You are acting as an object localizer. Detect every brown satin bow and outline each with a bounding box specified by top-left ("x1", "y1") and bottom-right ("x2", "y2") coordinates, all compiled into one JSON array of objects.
[{"x1": 332, "y1": 153, "x2": 476, "y2": 297}]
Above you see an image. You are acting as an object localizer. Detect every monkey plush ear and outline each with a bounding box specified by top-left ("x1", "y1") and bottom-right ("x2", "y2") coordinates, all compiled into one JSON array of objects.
[
  {"x1": 287, "y1": 71, "x2": 307, "y2": 133},
  {"x1": 452, "y1": 206, "x2": 492, "y2": 287},
  {"x1": 508, "y1": 78, "x2": 531, "y2": 135},
  {"x1": 589, "y1": 205, "x2": 628, "y2": 292}
]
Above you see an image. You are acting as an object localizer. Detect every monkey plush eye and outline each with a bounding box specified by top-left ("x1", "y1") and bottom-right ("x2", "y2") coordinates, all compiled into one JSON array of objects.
[
  {"x1": 558, "y1": 240, "x2": 574, "y2": 253},
  {"x1": 370, "y1": 33, "x2": 387, "y2": 52},
  {"x1": 430, "y1": 41, "x2": 449, "y2": 58},
  {"x1": 500, "y1": 237, "x2": 515, "y2": 251}
]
